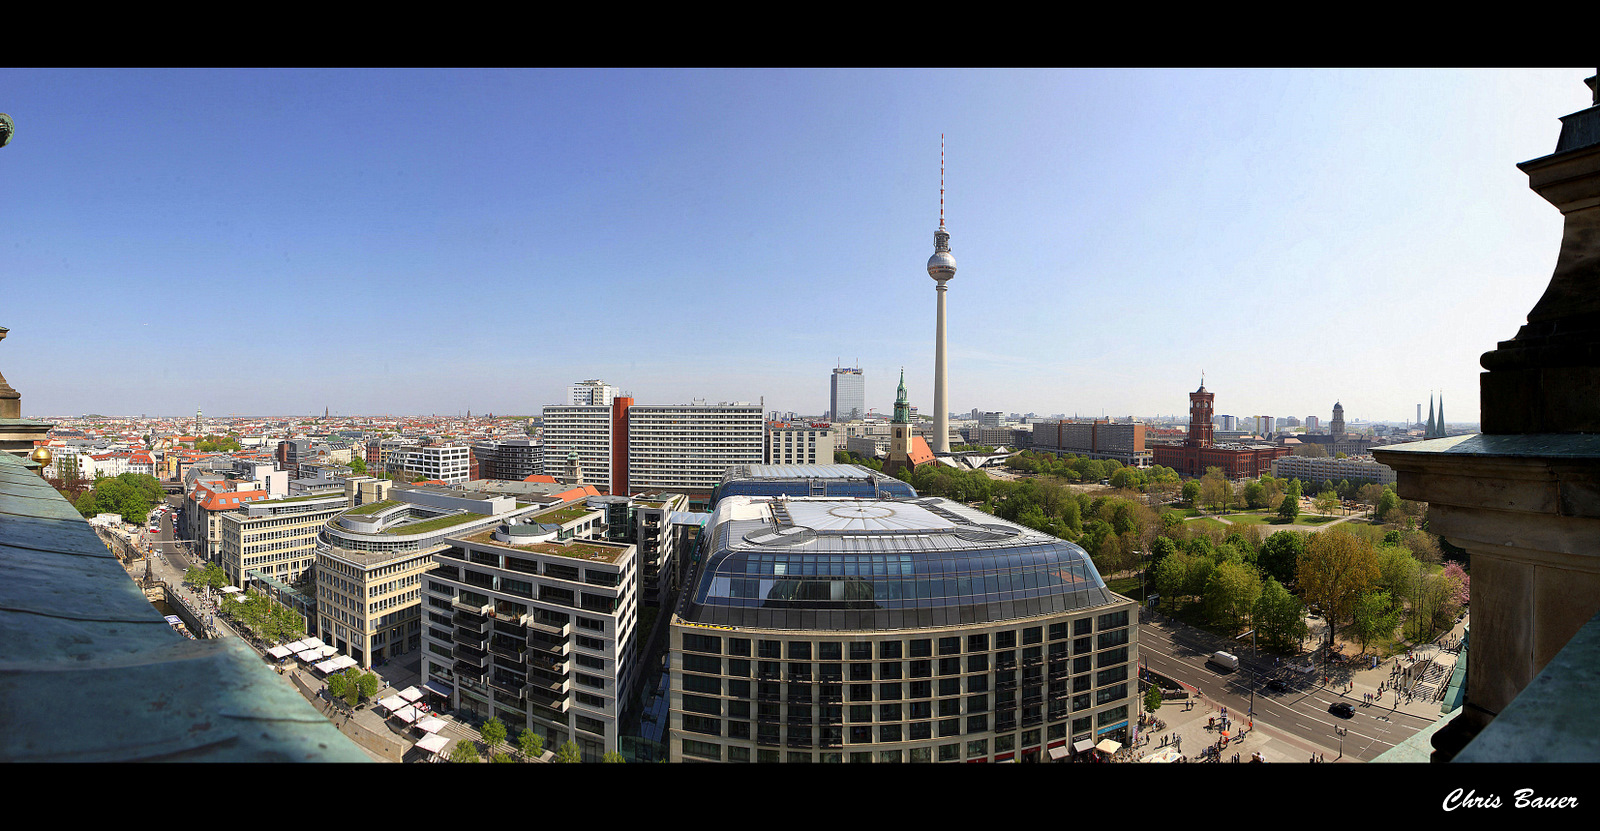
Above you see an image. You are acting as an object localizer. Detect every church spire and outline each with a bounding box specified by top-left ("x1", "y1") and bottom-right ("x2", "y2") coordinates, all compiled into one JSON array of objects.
[
  {"x1": 893, "y1": 368, "x2": 911, "y2": 424},
  {"x1": 1426, "y1": 394, "x2": 1437, "y2": 438}
]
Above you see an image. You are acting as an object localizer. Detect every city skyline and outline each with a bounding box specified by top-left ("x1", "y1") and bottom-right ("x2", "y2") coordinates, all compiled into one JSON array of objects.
[{"x1": 4, "y1": 68, "x2": 1592, "y2": 422}]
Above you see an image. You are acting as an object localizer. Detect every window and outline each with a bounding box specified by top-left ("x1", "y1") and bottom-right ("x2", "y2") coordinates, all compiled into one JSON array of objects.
[
  {"x1": 1073, "y1": 656, "x2": 1092, "y2": 674},
  {"x1": 909, "y1": 680, "x2": 932, "y2": 699},
  {"x1": 849, "y1": 684, "x2": 873, "y2": 702},
  {"x1": 879, "y1": 703, "x2": 902, "y2": 721},
  {"x1": 819, "y1": 641, "x2": 841, "y2": 660},
  {"x1": 938, "y1": 719, "x2": 961, "y2": 738},
  {"x1": 1049, "y1": 622, "x2": 1068, "y2": 640},
  {"x1": 909, "y1": 660, "x2": 932, "y2": 678},
  {"x1": 938, "y1": 637, "x2": 960, "y2": 656},
  {"x1": 1098, "y1": 647, "x2": 1128, "y2": 667},
  {"x1": 996, "y1": 630, "x2": 1016, "y2": 649},
  {"x1": 1074, "y1": 618, "x2": 1092, "y2": 637},
  {"x1": 909, "y1": 639, "x2": 932, "y2": 658},
  {"x1": 681, "y1": 739, "x2": 720, "y2": 761},
  {"x1": 1023, "y1": 626, "x2": 1042, "y2": 645},
  {"x1": 788, "y1": 641, "x2": 811, "y2": 660},
  {"x1": 1097, "y1": 628, "x2": 1129, "y2": 650},
  {"x1": 1073, "y1": 637, "x2": 1093, "y2": 655},
  {"x1": 967, "y1": 654, "x2": 988, "y2": 673},
  {"x1": 1096, "y1": 684, "x2": 1128, "y2": 706},
  {"x1": 879, "y1": 662, "x2": 902, "y2": 680},
  {"x1": 850, "y1": 642, "x2": 873, "y2": 661},
  {"x1": 939, "y1": 743, "x2": 960, "y2": 761},
  {"x1": 938, "y1": 677, "x2": 961, "y2": 697},
  {"x1": 966, "y1": 634, "x2": 988, "y2": 652},
  {"x1": 759, "y1": 640, "x2": 782, "y2": 659},
  {"x1": 938, "y1": 657, "x2": 961, "y2": 676},
  {"x1": 1097, "y1": 610, "x2": 1129, "y2": 630},
  {"x1": 878, "y1": 641, "x2": 902, "y2": 659},
  {"x1": 729, "y1": 638, "x2": 751, "y2": 657},
  {"x1": 682, "y1": 715, "x2": 720, "y2": 736},
  {"x1": 879, "y1": 682, "x2": 902, "y2": 700}
]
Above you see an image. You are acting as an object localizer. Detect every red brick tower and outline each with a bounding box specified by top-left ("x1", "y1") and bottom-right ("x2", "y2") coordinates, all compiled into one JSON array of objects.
[
  {"x1": 610, "y1": 395, "x2": 633, "y2": 496},
  {"x1": 1186, "y1": 380, "x2": 1214, "y2": 448}
]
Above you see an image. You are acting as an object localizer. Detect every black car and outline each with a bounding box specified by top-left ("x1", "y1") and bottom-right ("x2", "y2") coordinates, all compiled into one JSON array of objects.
[
  {"x1": 1329, "y1": 702, "x2": 1355, "y2": 718},
  {"x1": 1265, "y1": 679, "x2": 1288, "y2": 693}
]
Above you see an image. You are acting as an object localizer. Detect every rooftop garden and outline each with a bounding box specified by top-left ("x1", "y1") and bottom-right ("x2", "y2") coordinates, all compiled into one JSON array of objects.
[
  {"x1": 343, "y1": 499, "x2": 399, "y2": 516},
  {"x1": 461, "y1": 529, "x2": 624, "y2": 562},
  {"x1": 532, "y1": 504, "x2": 598, "y2": 525},
  {"x1": 381, "y1": 511, "x2": 486, "y2": 536}
]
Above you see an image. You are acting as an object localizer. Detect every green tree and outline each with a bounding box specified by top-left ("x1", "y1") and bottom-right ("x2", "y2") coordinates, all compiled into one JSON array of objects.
[
  {"x1": 480, "y1": 717, "x2": 507, "y2": 753},
  {"x1": 1256, "y1": 531, "x2": 1306, "y2": 586},
  {"x1": 348, "y1": 455, "x2": 368, "y2": 475},
  {"x1": 555, "y1": 741, "x2": 582, "y2": 763},
  {"x1": 602, "y1": 751, "x2": 626, "y2": 763},
  {"x1": 1144, "y1": 683, "x2": 1163, "y2": 713},
  {"x1": 1375, "y1": 488, "x2": 1400, "y2": 522},
  {"x1": 1313, "y1": 489, "x2": 1339, "y2": 516},
  {"x1": 1276, "y1": 493, "x2": 1300, "y2": 522},
  {"x1": 1203, "y1": 560, "x2": 1261, "y2": 633},
  {"x1": 1181, "y1": 480, "x2": 1200, "y2": 507},
  {"x1": 1253, "y1": 577, "x2": 1308, "y2": 652},
  {"x1": 1243, "y1": 480, "x2": 1267, "y2": 510},
  {"x1": 1152, "y1": 552, "x2": 1189, "y2": 613},
  {"x1": 518, "y1": 728, "x2": 545, "y2": 759},
  {"x1": 1349, "y1": 590, "x2": 1400, "y2": 654},
  {"x1": 1297, "y1": 529, "x2": 1381, "y2": 647},
  {"x1": 490, "y1": 752, "x2": 516, "y2": 763},
  {"x1": 450, "y1": 741, "x2": 480, "y2": 763}
]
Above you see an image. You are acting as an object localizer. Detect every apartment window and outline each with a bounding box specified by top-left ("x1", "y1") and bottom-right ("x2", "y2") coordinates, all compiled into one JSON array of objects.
[
  {"x1": 938, "y1": 637, "x2": 960, "y2": 656},
  {"x1": 818, "y1": 642, "x2": 841, "y2": 660},
  {"x1": 878, "y1": 641, "x2": 902, "y2": 660},
  {"x1": 909, "y1": 639, "x2": 932, "y2": 658}
]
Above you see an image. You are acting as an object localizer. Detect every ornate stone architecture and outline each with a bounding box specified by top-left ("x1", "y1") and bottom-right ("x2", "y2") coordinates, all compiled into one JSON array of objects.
[{"x1": 1374, "y1": 72, "x2": 1600, "y2": 762}]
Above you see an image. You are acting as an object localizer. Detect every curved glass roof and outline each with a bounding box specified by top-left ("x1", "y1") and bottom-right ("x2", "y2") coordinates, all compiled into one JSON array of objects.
[{"x1": 680, "y1": 497, "x2": 1117, "y2": 630}]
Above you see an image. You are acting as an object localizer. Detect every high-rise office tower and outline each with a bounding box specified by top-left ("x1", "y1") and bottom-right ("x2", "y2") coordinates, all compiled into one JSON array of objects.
[
  {"x1": 830, "y1": 367, "x2": 865, "y2": 421},
  {"x1": 570, "y1": 379, "x2": 619, "y2": 407}
]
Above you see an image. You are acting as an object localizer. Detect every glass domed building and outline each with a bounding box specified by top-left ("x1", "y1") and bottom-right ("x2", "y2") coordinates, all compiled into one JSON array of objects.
[{"x1": 669, "y1": 495, "x2": 1136, "y2": 763}]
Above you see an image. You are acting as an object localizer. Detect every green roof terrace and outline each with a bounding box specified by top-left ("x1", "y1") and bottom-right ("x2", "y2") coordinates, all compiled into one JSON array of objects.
[{"x1": 458, "y1": 528, "x2": 628, "y2": 564}]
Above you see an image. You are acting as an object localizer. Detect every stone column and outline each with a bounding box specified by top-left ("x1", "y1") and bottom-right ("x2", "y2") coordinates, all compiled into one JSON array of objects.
[{"x1": 1374, "y1": 73, "x2": 1600, "y2": 762}]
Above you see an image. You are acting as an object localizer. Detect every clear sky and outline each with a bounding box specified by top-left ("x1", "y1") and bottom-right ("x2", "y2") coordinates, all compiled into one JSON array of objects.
[{"x1": 2, "y1": 68, "x2": 1592, "y2": 424}]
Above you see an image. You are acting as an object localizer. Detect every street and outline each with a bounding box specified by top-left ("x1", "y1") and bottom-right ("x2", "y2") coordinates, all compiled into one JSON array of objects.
[{"x1": 1136, "y1": 611, "x2": 1456, "y2": 762}]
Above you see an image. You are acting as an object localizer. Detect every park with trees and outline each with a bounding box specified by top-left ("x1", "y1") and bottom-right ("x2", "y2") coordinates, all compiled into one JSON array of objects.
[{"x1": 858, "y1": 450, "x2": 1466, "y2": 662}]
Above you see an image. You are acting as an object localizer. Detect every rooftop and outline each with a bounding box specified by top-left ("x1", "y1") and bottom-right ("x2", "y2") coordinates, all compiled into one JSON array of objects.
[
  {"x1": 458, "y1": 528, "x2": 628, "y2": 563},
  {"x1": 0, "y1": 449, "x2": 367, "y2": 761}
]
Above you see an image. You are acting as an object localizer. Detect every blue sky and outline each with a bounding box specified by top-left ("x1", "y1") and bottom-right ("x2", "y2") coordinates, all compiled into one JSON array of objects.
[{"x1": 2, "y1": 68, "x2": 1592, "y2": 424}]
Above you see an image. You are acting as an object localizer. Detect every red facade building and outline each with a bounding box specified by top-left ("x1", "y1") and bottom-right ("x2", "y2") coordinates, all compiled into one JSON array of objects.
[{"x1": 1151, "y1": 382, "x2": 1290, "y2": 479}]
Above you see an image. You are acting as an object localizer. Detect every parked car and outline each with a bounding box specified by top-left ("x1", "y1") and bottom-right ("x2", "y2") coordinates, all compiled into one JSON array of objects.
[
  {"x1": 1329, "y1": 702, "x2": 1355, "y2": 718},
  {"x1": 1265, "y1": 679, "x2": 1288, "y2": 693}
]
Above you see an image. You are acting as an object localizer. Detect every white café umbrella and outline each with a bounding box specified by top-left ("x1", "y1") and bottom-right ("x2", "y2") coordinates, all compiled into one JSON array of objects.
[
  {"x1": 416, "y1": 717, "x2": 447, "y2": 734},
  {"x1": 398, "y1": 686, "x2": 424, "y2": 702},
  {"x1": 377, "y1": 695, "x2": 407, "y2": 713},
  {"x1": 392, "y1": 705, "x2": 419, "y2": 723},
  {"x1": 415, "y1": 733, "x2": 449, "y2": 755}
]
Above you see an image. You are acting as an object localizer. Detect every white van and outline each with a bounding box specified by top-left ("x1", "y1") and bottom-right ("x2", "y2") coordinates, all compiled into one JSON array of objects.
[{"x1": 1207, "y1": 651, "x2": 1240, "y2": 671}]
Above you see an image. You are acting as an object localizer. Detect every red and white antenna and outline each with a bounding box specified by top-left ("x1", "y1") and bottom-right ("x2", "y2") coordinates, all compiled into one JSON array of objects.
[{"x1": 939, "y1": 133, "x2": 946, "y2": 229}]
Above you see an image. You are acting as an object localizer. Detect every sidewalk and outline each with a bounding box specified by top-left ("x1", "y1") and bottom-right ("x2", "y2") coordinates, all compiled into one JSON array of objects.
[{"x1": 1136, "y1": 606, "x2": 1469, "y2": 762}]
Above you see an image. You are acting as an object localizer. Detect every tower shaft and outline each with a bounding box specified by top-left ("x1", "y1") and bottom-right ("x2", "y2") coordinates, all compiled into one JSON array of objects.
[{"x1": 934, "y1": 284, "x2": 949, "y2": 454}]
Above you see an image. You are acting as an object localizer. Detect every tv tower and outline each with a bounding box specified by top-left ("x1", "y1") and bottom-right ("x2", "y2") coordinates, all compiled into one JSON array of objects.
[{"x1": 927, "y1": 135, "x2": 958, "y2": 454}]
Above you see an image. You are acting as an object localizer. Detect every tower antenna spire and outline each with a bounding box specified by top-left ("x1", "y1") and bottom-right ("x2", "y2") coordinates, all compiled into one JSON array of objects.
[{"x1": 940, "y1": 134, "x2": 945, "y2": 229}]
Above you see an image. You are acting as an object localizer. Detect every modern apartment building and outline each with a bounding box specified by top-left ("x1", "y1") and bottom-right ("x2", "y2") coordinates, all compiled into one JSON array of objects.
[
  {"x1": 627, "y1": 404, "x2": 763, "y2": 506},
  {"x1": 315, "y1": 481, "x2": 546, "y2": 667},
  {"x1": 668, "y1": 495, "x2": 1137, "y2": 763},
  {"x1": 419, "y1": 499, "x2": 641, "y2": 762},
  {"x1": 764, "y1": 423, "x2": 835, "y2": 466},
  {"x1": 386, "y1": 443, "x2": 472, "y2": 484},
  {"x1": 541, "y1": 405, "x2": 613, "y2": 490},
  {"x1": 473, "y1": 438, "x2": 545, "y2": 481},
  {"x1": 218, "y1": 492, "x2": 348, "y2": 589},
  {"x1": 1270, "y1": 454, "x2": 1397, "y2": 487},
  {"x1": 1030, "y1": 419, "x2": 1152, "y2": 467}
]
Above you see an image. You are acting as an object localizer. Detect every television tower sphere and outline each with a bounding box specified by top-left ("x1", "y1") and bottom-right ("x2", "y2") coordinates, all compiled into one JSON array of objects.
[{"x1": 927, "y1": 228, "x2": 957, "y2": 283}]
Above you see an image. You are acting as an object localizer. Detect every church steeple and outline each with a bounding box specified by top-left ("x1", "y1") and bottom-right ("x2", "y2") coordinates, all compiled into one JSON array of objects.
[
  {"x1": 892, "y1": 368, "x2": 911, "y2": 424},
  {"x1": 1426, "y1": 394, "x2": 1437, "y2": 438}
]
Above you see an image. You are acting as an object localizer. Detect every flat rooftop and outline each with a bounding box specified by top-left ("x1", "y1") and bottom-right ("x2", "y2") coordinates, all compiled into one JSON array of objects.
[{"x1": 458, "y1": 528, "x2": 627, "y2": 564}]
